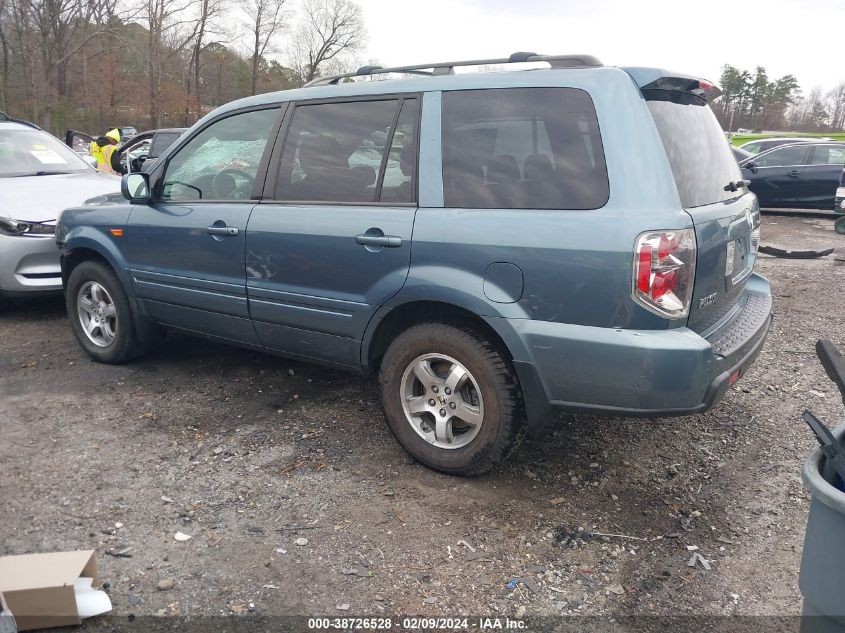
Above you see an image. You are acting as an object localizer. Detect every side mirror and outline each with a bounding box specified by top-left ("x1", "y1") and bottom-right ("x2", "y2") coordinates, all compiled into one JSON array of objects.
[
  {"x1": 83, "y1": 155, "x2": 98, "y2": 169},
  {"x1": 121, "y1": 173, "x2": 151, "y2": 203},
  {"x1": 743, "y1": 162, "x2": 757, "y2": 173}
]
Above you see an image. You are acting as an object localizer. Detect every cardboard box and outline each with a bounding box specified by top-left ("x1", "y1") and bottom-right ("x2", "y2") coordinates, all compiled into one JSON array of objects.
[{"x1": 0, "y1": 550, "x2": 110, "y2": 631}]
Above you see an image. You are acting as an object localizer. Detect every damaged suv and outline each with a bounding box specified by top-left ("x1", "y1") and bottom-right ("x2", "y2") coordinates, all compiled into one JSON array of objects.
[{"x1": 56, "y1": 53, "x2": 772, "y2": 474}]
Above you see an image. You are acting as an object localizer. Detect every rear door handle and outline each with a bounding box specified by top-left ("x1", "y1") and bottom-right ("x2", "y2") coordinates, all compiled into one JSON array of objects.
[
  {"x1": 355, "y1": 234, "x2": 402, "y2": 248},
  {"x1": 787, "y1": 170, "x2": 801, "y2": 178},
  {"x1": 206, "y1": 225, "x2": 239, "y2": 236}
]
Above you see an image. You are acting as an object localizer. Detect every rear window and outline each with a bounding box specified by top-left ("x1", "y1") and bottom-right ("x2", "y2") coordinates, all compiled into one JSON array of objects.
[
  {"x1": 442, "y1": 88, "x2": 608, "y2": 210},
  {"x1": 645, "y1": 90, "x2": 743, "y2": 208},
  {"x1": 149, "y1": 132, "x2": 181, "y2": 158}
]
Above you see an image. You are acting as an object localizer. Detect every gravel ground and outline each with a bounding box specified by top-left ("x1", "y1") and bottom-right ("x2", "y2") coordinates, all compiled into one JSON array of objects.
[{"x1": 1, "y1": 214, "x2": 843, "y2": 624}]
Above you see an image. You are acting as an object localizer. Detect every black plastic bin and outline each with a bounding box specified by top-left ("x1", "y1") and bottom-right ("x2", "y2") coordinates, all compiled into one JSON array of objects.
[{"x1": 801, "y1": 423, "x2": 845, "y2": 633}]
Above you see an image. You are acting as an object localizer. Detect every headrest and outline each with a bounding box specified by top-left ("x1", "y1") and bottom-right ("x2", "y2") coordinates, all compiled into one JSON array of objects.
[
  {"x1": 298, "y1": 135, "x2": 346, "y2": 173},
  {"x1": 523, "y1": 154, "x2": 554, "y2": 181}
]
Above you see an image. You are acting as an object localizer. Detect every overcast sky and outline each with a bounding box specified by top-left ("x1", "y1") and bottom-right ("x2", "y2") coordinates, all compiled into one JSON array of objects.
[{"x1": 350, "y1": 0, "x2": 843, "y2": 94}]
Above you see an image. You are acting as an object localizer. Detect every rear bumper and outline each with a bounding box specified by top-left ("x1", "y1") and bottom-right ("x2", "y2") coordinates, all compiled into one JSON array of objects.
[
  {"x1": 0, "y1": 233, "x2": 63, "y2": 294},
  {"x1": 506, "y1": 273, "x2": 772, "y2": 421}
]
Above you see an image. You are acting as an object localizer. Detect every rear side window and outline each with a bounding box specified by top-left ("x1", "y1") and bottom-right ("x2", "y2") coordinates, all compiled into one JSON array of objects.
[
  {"x1": 442, "y1": 88, "x2": 608, "y2": 210},
  {"x1": 149, "y1": 132, "x2": 180, "y2": 158},
  {"x1": 810, "y1": 146, "x2": 845, "y2": 165},
  {"x1": 646, "y1": 90, "x2": 743, "y2": 208},
  {"x1": 275, "y1": 98, "x2": 418, "y2": 204}
]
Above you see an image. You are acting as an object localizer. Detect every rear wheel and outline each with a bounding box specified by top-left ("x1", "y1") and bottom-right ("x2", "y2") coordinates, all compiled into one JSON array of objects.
[
  {"x1": 66, "y1": 260, "x2": 146, "y2": 363},
  {"x1": 379, "y1": 322, "x2": 524, "y2": 475}
]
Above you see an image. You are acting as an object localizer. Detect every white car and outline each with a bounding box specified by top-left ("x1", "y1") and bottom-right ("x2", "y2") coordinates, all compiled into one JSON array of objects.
[{"x1": 0, "y1": 121, "x2": 121, "y2": 297}]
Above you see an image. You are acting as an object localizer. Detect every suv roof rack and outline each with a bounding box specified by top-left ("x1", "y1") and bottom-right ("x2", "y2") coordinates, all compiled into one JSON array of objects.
[{"x1": 304, "y1": 52, "x2": 602, "y2": 87}]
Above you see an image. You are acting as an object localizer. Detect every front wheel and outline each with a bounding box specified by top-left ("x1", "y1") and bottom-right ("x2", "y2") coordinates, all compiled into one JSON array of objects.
[
  {"x1": 379, "y1": 322, "x2": 525, "y2": 475},
  {"x1": 66, "y1": 260, "x2": 146, "y2": 364},
  {"x1": 835, "y1": 216, "x2": 845, "y2": 235}
]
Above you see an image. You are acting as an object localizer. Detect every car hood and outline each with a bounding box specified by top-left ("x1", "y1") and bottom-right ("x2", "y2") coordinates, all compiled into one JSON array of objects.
[{"x1": 0, "y1": 170, "x2": 121, "y2": 223}]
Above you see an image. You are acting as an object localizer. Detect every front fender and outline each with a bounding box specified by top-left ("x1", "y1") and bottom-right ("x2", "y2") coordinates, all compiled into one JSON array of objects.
[{"x1": 60, "y1": 226, "x2": 133, "y2": 294}]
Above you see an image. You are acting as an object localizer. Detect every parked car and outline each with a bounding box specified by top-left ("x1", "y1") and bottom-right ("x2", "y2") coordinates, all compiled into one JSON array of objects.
[
  {"x1": 114, "y1": 128, "x2": 186, "y2": 174},
  {"x1": 0, "y1": 121, "x2": 120, "y2": 297},
  {"x1": 740, "y1": 142, "x2": 845, "y2": 209},
  {"x1": 739, "y1": 137, "x2": 820, "y2": 155},
  {"x1": 66, "y1": 128, "x2": 186, "y2": 173},
  {"x1": 116, "y1": 126, "x2": 138, "y2": 142},
  {"x1": 57, "y1": 53, "x2": 772, "y2": 474}
]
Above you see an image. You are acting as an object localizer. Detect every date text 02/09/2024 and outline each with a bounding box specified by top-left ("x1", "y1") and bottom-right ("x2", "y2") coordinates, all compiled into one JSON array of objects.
[{"x1": 307, "y1": 617, "x2": 526, "y2": 630}]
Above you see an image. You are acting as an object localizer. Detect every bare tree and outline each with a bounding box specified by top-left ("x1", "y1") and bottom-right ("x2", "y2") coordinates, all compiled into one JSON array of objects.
[
  {"x1": 828, "y1": 82, "x2": 845, "y2": 131},
  {"x1": 12, "y1": 0, "x2": 120, "y2": 129},
  {"x1": 291, "y1": 0, "x2": 365, "y2": 85},
  {"x1": 187, "y1": 0, "x2": 226, "y2": 120},
  {"x1": 244, "y1": 0, "x2": 288, "y2": 96},
  {"x1": 141, "y1": 0, "x2": 200, "y2": 127},
  {"x1": 0, "y1": 0, "x2": 10, "y2": 110}
]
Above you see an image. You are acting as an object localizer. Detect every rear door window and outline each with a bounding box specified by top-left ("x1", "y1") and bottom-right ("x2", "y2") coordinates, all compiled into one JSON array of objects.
[
  {"x1": 645, "y1": 90, "x2": 743, "y2": 208},
  {"x1": 275, "y1": 97, "x2": 418, "y2": 204},
  {"x1": 441, "y1": 87, "x2": 608, "y2": 210},
  {"x1": 754, "y1": 144, "x2": 811, "y2": 167},
  {"x1": 810, "y1": 145, "x2": 845, "y2": 165}
]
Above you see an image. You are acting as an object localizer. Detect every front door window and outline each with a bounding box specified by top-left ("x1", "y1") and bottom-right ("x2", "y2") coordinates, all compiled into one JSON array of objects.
[{"x1": 160, "y1": 108, "x2": 279, "y2": 202}]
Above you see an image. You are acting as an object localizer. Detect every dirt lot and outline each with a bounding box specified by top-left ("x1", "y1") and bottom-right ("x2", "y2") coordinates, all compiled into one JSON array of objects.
[{"x1": 1, "y1": 214, "x2": 843, "y2": 624}]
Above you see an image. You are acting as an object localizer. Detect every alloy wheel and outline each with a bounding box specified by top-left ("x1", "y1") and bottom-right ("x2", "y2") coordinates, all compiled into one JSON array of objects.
[
  {"x1": 399, "y1": 353, "x2": 484, "y2": 449},
  {"x1": 76, "y1": 281, "x2": 117, "y2": 347}
]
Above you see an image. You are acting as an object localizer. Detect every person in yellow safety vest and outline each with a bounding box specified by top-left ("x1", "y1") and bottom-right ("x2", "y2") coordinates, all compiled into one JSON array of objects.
[{"x1": 89, "y1": 128, "x2": 121, "y2": 173}]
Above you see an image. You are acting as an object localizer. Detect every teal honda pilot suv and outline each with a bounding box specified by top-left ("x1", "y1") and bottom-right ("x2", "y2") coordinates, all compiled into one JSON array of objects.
[{"x1": 56, "y1": 53, "x2": 772, "y2": 475}]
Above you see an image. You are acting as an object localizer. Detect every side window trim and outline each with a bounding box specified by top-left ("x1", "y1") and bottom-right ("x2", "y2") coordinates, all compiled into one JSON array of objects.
[
  {"x1": 152, "y1": 104, "x2": 284, "y2": 203},
  {"x1": 263, "y1": 92, "x2": 422, "y2": 206}
]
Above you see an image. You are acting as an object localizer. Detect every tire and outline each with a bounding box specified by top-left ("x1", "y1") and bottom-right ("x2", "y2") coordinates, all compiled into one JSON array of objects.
[
  {"x1": 379, "y1": 322, "x2": 525, "y2": 475},
  {"x1": 66, "y1": 260, "x2": 147, "y2": 363},
  {"x1": 835, "y1": 216, "x2": 845, "y2": 235}
]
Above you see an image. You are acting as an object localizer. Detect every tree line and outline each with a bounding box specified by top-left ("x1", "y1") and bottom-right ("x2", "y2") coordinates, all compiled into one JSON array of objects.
[
  {"x1": 3, "y1": 7, "x2": 844, "y2": 138},
  {"x1": 0, "y1": 0, "x2": 366, "y2": 135},
  {"x1": 713, "y1": 64, "x2": 845, "y2": 133}
]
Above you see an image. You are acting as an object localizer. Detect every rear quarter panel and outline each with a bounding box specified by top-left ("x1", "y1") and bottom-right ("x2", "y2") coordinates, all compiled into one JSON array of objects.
[{"x1": 392, "y1": 68, "x2": 690, "y2": 331}]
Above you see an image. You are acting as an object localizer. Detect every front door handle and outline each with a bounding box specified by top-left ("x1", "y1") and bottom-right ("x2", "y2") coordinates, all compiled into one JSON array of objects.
[
  {"x1": 355, "y1": 233, "x2": 402, "y2": 248},
  {"x1": 787, "y1": 170, "x2": 801, "y2": 178},
  {"x1": 206, "y1": 225, "x2": 239, "y2": 236}
]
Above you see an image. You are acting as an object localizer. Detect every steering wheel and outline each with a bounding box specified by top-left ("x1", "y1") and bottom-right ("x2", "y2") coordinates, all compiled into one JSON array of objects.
[
  {"x1": 130, "y1": 153, "x2": 148, "y2": 173},
  {"x1": 212, "y1": 168, "x2": 254, "y2": 199}
]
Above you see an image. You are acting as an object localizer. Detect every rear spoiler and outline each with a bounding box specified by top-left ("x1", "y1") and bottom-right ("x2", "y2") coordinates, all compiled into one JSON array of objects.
[{"x1": 623, "y1": 67, "x2": 722, "y2": 101}]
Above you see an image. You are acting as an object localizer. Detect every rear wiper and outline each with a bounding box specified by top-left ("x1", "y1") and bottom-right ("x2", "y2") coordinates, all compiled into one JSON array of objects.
[{"x1": 724, "y1": 179, "x2": 751, "y2": 192}]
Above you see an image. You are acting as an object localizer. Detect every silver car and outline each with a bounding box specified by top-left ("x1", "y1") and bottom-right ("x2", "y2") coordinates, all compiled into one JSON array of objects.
[{"x1": 0, "y1": 121, "x2": 120, "y2": 296}]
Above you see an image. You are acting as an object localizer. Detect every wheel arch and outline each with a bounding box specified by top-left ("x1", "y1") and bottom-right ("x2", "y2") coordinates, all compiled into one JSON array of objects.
[
  {"x1": 60, "y1": 232, "x2": 133, "y2": 293},
  {"x1": 364, "y1": 300, "x2": 516, "y2": 372},
  {"x1": 362, "y1": 299, "x2": 552, "y2": 434}
]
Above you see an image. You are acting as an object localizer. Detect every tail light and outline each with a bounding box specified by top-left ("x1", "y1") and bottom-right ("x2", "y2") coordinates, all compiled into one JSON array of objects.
[{"x1": 632, "y1": 229, "x2": 696, "y2": 318}]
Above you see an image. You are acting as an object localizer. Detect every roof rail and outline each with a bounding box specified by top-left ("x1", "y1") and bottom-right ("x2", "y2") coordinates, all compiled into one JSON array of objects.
[
  {"x1": 0, "y1": 110, "x2": 41, "y2": 130},
  {"x1": 304, "y1": 52, "x2": 602, "y2": 87}
]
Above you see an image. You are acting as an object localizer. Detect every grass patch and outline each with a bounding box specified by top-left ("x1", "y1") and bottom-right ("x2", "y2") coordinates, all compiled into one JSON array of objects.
[{"x1": 731, "y1": 132, "x2": 845, "y2": 147}]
